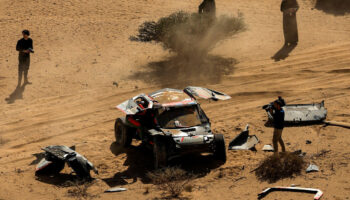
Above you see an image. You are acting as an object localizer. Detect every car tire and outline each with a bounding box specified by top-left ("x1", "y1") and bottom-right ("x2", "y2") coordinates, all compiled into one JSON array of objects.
[
  {"x1": 213, "y1": 134, "x2": 226, "y2": 163},
  {"x1": 153, "y1": 136, "x2": 168, "y2": 169},
  {"x1": 114, "y1": 118, "x2": 132, "y2": 147}
]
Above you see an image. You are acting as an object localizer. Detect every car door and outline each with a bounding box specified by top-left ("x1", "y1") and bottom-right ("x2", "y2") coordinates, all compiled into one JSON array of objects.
[{"x1": 184, "y1": 86, "x2": 231, "y2": 101}]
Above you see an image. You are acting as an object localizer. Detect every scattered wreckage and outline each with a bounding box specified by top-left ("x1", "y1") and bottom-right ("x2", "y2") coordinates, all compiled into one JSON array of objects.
[
  {"x1": 35, "y1": 145, "x2": 98, "y2": 178},
  {"x1": 228, "y1": 124, "x2": 259, "y2": 151},
  {"x1": 105, "y1": 187, "x2": 127, "y2": 193},
  {"x1": 115, "y1": 86, "x2": 231, "y2": 168},
  {"x1": 306, "y1": 164, "x2": 319, "y2": 173},
  {"x1": 263, "y1": 100, "x2": 327, "y2": 124},
  {"x1": 258, "y1": 186, "x2": 323, "y2": 200}
]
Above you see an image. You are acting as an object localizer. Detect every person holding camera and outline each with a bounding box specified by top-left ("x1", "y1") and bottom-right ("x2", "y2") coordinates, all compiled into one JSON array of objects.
[
  {"x1": 269, "y1": 97, "x2": 286, "y2": 155},
  {"x1": 16, "y1": 29, "x2": 34, "y2": 88}
]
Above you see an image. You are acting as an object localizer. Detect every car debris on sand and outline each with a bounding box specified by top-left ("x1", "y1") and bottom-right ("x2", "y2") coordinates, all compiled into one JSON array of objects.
[
  {"x1": 35, "y1": 145, "x2": 98, "y2": 179},
  {"x1": 114, "y1": 86, "x2": 231, "y2": 169},
  {"x1": 228, "y1": 124, "x2": 259, "y2": 151},
  {"x1": 263, "y1": 100, "x2": 327, "y2": 124},
  {"x1": 258, "y1": 186, "x2": 323, "y2": 200}
]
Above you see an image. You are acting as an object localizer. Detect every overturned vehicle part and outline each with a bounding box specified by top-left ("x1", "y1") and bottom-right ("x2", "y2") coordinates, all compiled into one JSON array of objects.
[
  {"x1": 258, "y1": 186, "x2": 323, "y2": 200},
  {"x1": 263, "y1": 101, "x2": 327, "y2": 124},
  {"x1": 228, "y1": 125, "x2": 259, "y2": 150},
  {"x1": 35, "y1": 145, "x2": 98, "y2": 178}
]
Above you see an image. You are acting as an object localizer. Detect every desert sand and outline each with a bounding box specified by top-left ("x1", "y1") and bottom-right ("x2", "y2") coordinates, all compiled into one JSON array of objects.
[{"x1": 0, "y1": 0, "x2": 350, "y2": 199}]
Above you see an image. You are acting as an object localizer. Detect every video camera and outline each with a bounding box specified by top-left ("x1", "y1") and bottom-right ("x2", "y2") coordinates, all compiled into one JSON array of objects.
[{"x1": 262, "y1": 96, "x2": 286, "y2": 111}]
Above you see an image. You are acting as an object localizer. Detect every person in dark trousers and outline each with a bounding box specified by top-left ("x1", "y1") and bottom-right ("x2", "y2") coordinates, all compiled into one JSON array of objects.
[
  {"x1": 281, "y1": 0, "x2": 299, "y2": 46},
  {"x1": 198, "y1": 0, "x2": 216, "y2": 18},
  {"x1": 269, "y1": 98, "x2": 286, "y2": 155},
  {"x1": 16, "y1": 30, "x2": 34, "y2": 87}
]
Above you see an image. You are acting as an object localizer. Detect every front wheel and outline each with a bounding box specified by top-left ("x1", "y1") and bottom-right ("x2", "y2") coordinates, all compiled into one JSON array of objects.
[
  {"x1": 153, "y1": 136, "x2": 168, "y2": 169},
  {"x1": 114, "y1": 118, "x2": 132, "y2": 147},
  {"x1": 213, "y1": 134, "x2": 226, "y2": 163}
]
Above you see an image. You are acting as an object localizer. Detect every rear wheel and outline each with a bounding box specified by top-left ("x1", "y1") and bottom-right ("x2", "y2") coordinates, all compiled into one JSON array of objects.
[
  {"x1": 213, "y1": 134, "x2": 226, "y2": 163},
  {"x1": 114, "y1": 118, "x2": 132, "y2": 147},
  {"x1": 153, "y1": 137, "x2": 168, "y2": 169}
]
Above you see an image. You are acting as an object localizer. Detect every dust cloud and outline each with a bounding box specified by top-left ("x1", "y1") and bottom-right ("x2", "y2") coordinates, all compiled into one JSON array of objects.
[{"x1": 130, "y1": 11, "x2": 245, "y2": 87}]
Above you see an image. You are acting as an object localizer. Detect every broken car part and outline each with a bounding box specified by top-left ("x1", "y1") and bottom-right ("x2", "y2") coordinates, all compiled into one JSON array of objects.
[
  {"x1": 306, "y1": 164, "x2": 319, "y2": 173},
  {"x1": 258, "y1": 186, "x2": 323, "y2": 200},
  {"x1": 263, "y1": 101, "x2": 327, "y2": 124},
  {"x1": 262, "y1": 145, "x2": 274, "y2": 152},
  {"x1": 104, "y1": 187, "x2": 127, "y2": 193},
  {"x1": 228, "y1": 124, "x2": 259, "y2": 150},
  {"x1": 35, "y1": 145, "x2": 98, "y2": 178}
]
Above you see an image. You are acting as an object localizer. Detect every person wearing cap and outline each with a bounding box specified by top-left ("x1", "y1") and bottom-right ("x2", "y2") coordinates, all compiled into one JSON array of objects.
[
  {"x1": 198, "y1": 0, "x2": 216, "y2": 19},
  {"x1": 16, "y1": 29, "x2": 33, "y2": 87},
  {"x1": 269, "y1": 98, "x2": 286, "y2": 155},
  {"x1": 281, "y1": 0, "x2": 299, "y2": 46}
]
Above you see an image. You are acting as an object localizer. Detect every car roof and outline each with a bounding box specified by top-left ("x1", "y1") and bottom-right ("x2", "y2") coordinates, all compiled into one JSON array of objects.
[{"x1": 149, "y1": 88, "x2": 197, "y2": 107}]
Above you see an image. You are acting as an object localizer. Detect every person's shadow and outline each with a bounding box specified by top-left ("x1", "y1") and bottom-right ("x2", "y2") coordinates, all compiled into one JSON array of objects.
[
  {"x1": 5, "y1": 83, "x2": 28, "y2": 104},
  {"x1": 271, "y1": 44, "x2": 297, "y2": 62}
]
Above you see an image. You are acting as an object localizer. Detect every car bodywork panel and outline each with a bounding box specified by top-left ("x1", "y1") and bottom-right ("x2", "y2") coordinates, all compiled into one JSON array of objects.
[
  {"x1": 228, "y1": 125, "x2": 259, "y2": 150},
  {"x1": 266, "y1": 101, "x2": 327, "y2": 124},
  {"x1": 36, "y1": 145, "x2": 98, "y2": 178},
  {"x1": 116, "y1": 87, "x2": 231, "y2": 115},
  {"x1": 184, "y1": 86, "x2": 231, "y2": 101}
]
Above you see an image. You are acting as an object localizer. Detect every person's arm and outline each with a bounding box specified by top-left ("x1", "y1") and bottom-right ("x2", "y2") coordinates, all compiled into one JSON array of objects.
[
  {"x1": 16, "y1": 40, "x2": 22, "y2": 52},
  {"x1": 295, "y1": 0, "x2": 299, "y2": 12},
  {"x1": 281, "y1": 0, "x2": 285, "y2": 12},
  {"x1": 29, "y1": 39, "x2": 33, "y2": 50}
]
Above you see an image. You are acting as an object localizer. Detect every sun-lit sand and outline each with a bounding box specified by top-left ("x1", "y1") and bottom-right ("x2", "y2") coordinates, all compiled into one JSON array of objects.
[{"x1": 0, "y1": 0, "x2": 350, "y2": 199}]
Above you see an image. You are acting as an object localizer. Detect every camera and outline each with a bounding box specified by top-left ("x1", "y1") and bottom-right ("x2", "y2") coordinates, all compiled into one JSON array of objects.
[{"x1": 262, "y1": 96, "x2": 286, "y2": 111}]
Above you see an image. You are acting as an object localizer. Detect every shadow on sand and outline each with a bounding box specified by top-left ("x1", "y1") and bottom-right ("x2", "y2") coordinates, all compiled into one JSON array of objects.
[
  {"x1": 102, "y1": 142, "x2": 223, "y2": 187},
  {"x1": 5, "y1": 83, "x2": 28, "y2": 104},
  {"x1": 314, "y1": 0, "x2": 350, "y2": 16},
  {"x1": 128, "y1": 55, "x2": 236, "y2": 88},
  {"x1": 264, "y1": 120, "x2": 325, "y2": 128},
  {"x1": 271, "y1": 44, "x2": 297, "y2": 62}
]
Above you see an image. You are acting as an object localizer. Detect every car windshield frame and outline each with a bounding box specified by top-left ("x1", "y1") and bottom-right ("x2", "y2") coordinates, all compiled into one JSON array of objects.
[{"x1": 156, "y1": 105, "x2": 207, "y2": 129}]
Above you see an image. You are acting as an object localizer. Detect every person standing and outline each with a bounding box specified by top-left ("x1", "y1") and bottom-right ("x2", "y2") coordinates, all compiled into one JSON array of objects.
[
  {"x1": 198, "y1": 0, "x2": 216, "y2": 18},
  {"x1": 269, "y1": 97, "x2": 286, "y2": 155},
  {"x1": 281, "y1": 0, "x2": 299, "y2": 46},
  {"x1": 16, "y1": 30, "x2": 34, "y2": 87}
]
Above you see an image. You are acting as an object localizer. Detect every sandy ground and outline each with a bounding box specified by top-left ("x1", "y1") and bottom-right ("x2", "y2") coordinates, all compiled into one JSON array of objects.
[{"x1": 0, "y1": 0, "x2": 350, "y2": 199}]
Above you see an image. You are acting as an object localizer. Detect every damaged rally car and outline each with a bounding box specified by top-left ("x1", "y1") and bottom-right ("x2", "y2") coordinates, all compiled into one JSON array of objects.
[{"x1": 115, "y1": 86, "x2": 231, "y2": 168}]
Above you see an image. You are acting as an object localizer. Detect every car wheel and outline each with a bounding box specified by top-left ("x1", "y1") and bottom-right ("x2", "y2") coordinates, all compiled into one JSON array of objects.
[
  {"x1": 153, "y1": 137, "x2": 168, "y2": 169},
  {"x1": 213, "y1": 134, "x2": 226, "y2": 163},
  {"x1": 114, "y1": 118, "x2": 132, "y2": 147}
]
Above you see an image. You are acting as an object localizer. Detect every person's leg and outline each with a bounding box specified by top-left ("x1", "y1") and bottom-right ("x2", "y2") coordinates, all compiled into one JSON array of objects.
[
  {"x1": 278, "y1": 129, "x2": 286, "y2": 152},
  {"x1": 17, "y1": 70, "x2": 23, "y2": 87},
  {"x1": 17, "y1": 56, "x2": 24, "y2": 87},
  {"x1": 273, "y1": 128, "x2": 279, "y2": 155},
  {"x1": 23, "y1": 57, "x2": 31, "y2": 84},
  {"x1": 24, "y1": 70, "x2": 30, "y2": 84}
]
